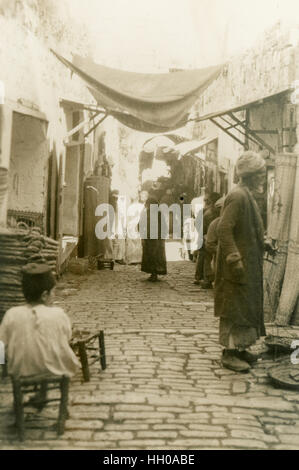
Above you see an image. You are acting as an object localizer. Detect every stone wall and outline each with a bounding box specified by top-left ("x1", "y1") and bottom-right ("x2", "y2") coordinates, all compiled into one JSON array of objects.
[
  {"x1": 0, "y1": 0, "x2": 96, "y2": 226},
  {"x1": 191, "y1": 22, "x2": 299, "y2": 180},
  {"x1": 101, "y1": 117, "x2": 152, "y2": 202}
]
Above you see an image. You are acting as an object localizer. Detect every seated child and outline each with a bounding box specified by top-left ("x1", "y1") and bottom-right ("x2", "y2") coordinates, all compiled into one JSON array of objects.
[{"x1": 0, "y1": 263, "x2": 79, "y2": 403}]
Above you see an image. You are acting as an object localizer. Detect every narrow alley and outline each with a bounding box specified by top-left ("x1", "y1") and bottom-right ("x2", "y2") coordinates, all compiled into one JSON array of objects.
[
  {"x1": 2, "y1": 0, "x2": 299, "y2": 458},
  {"x1": 1, "y1": 261, "x2": 299, "y2": 450}
]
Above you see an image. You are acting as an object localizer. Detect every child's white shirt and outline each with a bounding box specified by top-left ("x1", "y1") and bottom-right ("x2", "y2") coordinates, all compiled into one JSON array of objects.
[{"x1": 0, "y1": 304, "x2": 80, "y2": 377}]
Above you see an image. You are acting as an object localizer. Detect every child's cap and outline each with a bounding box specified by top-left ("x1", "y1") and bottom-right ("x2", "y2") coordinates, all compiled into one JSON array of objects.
[
  {"x1": 21, "y1": 263, "x2": 55, "y2": 302},
  {"x1": 22, "y1": 263, "x2": 52, "y2": 275}
]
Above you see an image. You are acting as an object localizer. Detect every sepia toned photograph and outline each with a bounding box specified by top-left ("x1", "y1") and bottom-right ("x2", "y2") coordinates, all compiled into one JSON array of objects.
[{"x1": 0, "y1": 0, "x2": 299, "y2": 455}]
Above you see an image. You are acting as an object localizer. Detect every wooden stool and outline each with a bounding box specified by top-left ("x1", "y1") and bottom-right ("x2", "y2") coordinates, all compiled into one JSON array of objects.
[
  {"x1": 11, "y1": 374, "x2": 69, "y2": 441},
  {"x1": 71, "y1": 330, "x2": 106, "y2": 382},
  {"x1": 97, "y1": 259, "x2": 114, "y2": 270}
]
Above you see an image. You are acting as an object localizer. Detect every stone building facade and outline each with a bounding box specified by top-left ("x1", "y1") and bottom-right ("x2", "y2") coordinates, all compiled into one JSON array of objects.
[
  {"x1": 189, "y1": 22, "x2": 299, "y2": 324},
  {"x1": 190, "y1": 22, "x2": 299, "y2": 190},
  {"x1": 0, "y1": 1, "x2": 99, "y2": 238},
  {"x1": 0, "y1": 0, "x2": 133, "y2": 272}
]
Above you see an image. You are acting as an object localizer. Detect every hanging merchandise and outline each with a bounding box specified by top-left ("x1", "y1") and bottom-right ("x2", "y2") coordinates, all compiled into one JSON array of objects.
[{"x1": 264, "y1": 154, "x2": 297, "y2": 322}]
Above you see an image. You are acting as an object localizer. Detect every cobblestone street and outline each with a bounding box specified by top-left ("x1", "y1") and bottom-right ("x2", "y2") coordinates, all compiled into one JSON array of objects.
[{"x1": 1, "y1": 260, "x2": 299, "y2": 450}]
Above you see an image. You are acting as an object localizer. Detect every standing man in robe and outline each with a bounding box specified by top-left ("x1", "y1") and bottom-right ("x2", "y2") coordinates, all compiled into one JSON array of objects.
[{"x1": 214, "y1": 151, "x2": 267, "y2": 372}]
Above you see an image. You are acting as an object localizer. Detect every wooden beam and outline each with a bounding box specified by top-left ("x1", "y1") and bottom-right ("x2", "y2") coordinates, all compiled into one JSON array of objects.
[
  {"x1": 218, "y1": 113, "x2": 263, "y2": 149},
  {"x1": 289, "y1": 107, "x2": 296, "y2": 152},
  {"x1": 192, "y1": 88, "x2": 291, "y2": 123},
  {"x1": 249, "y1": 129, "x2": 279, "y2": 134},
  {"x1": 60, "y1": 98, "x2": 105, "y2": 113},
  {"x1": 84, "y1": 114, "x2": 108, "y2": 138},
  {"x1": 210, "y1": 118, "x2": 245, "y2": 147},
  {"x1": 277, "y1": 128, "x2": 283, "y2": 153},
  {"x1": 219, "y1": 115, "x2": 246, "y2": 131},
  {"x1": 228, "y1": 112, "x2": 276, "y2": 154},
  {"x1": 245, "y1": 108, "x2": 249, "y2": 150},
  {"x1": 66, "y1": 111, "x2": 101, "y2": 140},
  {"x1": 219, "y1": 116, "x2": 260, "y2": 147}
]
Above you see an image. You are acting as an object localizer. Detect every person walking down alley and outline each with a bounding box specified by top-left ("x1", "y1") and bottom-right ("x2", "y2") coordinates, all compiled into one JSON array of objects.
[
  {"x1": 140, "y1": 196, "x2": 167, "y2": 282},
  {"x1": 214, "y1": 151, "x2": 267, "y2": 372}
]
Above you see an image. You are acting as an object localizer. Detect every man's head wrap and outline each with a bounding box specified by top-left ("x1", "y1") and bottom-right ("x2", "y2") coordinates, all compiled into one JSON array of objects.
[{"x1": 236, "y1": 151, "x2": 266, "y2": 177}]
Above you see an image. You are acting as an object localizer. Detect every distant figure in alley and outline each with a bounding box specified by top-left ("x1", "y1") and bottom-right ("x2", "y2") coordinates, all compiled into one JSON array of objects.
[
  {"x1": 214, "y1": 151, "x2": 267, "y2": 372},
  {"x1": 194, "y1": 192, "x2": 221, "y2": 288},
  {"x1": 140, "y1": 196, "x2": 167, "y2": 282}
]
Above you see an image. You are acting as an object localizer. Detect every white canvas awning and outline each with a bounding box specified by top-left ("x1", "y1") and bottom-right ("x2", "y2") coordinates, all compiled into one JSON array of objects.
[{"x1": 176, "y1": 136, "x2": 217, "y2": 159}]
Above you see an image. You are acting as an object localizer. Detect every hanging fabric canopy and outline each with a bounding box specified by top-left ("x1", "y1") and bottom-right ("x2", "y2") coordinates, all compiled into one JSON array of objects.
[{"x1": 52, "y1": 50, "x2": 223, "y2": 132}]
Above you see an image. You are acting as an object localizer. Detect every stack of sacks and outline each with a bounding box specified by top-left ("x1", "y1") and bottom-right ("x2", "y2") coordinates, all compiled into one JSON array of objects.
[
  {"x1": 0, "y1": 226, "x2": 59, "y2": 321},
  {"x1": 0, "y1": 229, "x2": 27, "y2": 319}
]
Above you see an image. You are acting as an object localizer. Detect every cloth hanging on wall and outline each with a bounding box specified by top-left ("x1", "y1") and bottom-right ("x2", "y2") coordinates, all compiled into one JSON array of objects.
[
  {"x1": 275, "y1": 154, "x2": 299, "y2": 325},
  {"x1": 264, "y1": 154, "x2": 297, "y2": 321}
]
